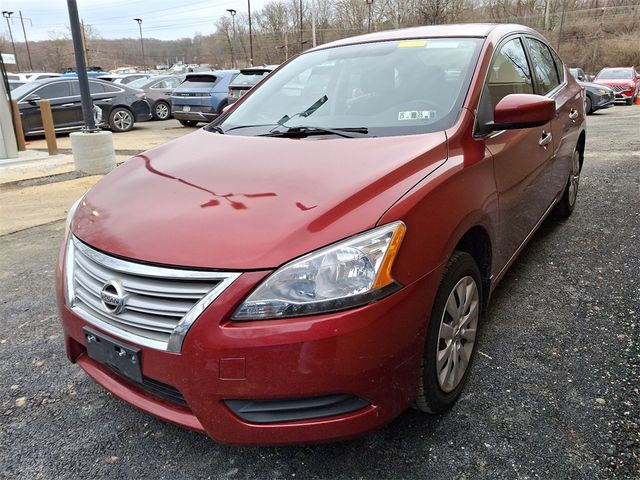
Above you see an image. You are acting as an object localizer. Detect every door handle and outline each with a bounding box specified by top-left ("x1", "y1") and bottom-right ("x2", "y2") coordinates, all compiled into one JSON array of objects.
[
  {"x1": 538, "y1": 130, "x2": 552, "y2": 147},
  {"x1": 569, "y1": 109, "x2": 578, "y2": 120}
]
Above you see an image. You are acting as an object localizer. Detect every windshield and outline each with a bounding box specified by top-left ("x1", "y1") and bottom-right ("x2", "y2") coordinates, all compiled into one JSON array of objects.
[
  {"x1": 597, "y1": 69, "x2": 633, "y2": 80},
  {"x1": 214, "y1": 38, "x2": 483, "y2": 137},
  {"x1": 10, "y1": 82, "x2": 36, "y2": 99},
  {"x1": 127, "y1": 77, "x2": 152, "y2": 89},
  {"x1": 230, "y1": 71, "x2": 270, "y2": 88}
]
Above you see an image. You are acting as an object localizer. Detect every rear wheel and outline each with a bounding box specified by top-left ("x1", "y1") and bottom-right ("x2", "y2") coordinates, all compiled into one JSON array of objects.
[
  {"x1": 152, "y1": 101, "x2": 171, "y2": 120},
  {"x1": 108, "y1": 107, "x2": 134, "y2": 132},
  {"x1": 554, "y1": 148, "x2": 581, "y2": 218},
  {"x1": 414, "y1": 251, "x2": 482, "y2": 414},
  {"x1": 179, "y1": 120, "x2": 198, "y2": 127}
]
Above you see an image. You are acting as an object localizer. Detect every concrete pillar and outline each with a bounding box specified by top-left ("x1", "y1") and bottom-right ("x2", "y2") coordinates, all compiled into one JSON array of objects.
[
  {"x1": 70, "y1": 131, "x2": 116, "y2": 175},
  {"x1": 0, "y1": 76, "x2": 18, "y2": 160}
]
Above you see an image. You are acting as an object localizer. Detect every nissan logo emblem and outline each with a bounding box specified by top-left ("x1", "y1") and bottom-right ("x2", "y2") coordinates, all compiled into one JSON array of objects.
[{"x1": 100, "y1": 279, "x2": 126, "y2": 314}]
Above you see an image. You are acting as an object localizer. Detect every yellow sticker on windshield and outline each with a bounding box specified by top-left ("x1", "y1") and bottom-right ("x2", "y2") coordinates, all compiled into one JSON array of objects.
[{"x1": 397, "y1": 40, "x2": 427, "y2": 48}]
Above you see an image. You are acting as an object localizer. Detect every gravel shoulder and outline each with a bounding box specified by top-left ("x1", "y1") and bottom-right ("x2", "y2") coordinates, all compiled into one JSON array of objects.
[{"x1": 0, "y1": 106, "x2": 638, "y2": 479}]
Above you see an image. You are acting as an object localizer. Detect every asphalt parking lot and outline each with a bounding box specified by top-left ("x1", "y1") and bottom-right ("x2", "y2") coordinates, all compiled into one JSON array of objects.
[{"x1": 1, "y1": 106, "x2": 638, "y2": 479}]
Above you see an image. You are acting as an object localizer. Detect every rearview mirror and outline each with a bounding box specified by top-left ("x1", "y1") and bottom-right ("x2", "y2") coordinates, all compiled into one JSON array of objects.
[
  {"x1": 488, "y1": 94, "x2": 555, "y2": 132},
  {"x1": 26, "y1": 94, "x2": 41, "y2": 104}
]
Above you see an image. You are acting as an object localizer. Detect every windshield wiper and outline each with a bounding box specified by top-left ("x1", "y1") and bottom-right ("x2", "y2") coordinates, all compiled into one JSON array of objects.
[
  {"x1": 209, "y1": 125, "x2": 225, "y2": 134},
  {"x1": 261, "y1": 126, "x2": 369, "y2": 139},
  {"x1": 275, "y1": 95, "x2": 328, "y2": 127}
]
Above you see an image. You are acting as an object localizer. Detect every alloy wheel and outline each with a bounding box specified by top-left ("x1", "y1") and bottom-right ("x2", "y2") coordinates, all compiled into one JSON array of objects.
[
  {"x1": 155, "y1": 103, "x2": 170, "y2": 120},
  {"x1": 568, "y1": 150, "x2": 581, "y2": 207},
  {"x1": 436, "y1": 275, "x2": 479, "y2": 393},
  {"x1": 114, "y1": 110, "x2": 132, "y2": 130}
]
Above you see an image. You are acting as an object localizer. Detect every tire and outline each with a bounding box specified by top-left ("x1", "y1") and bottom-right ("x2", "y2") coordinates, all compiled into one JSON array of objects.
[
  {"x1": 553, "y1": 147, "x2": 581, "y2": 218},
  {"x1": 108, "y1": 107, "x2": 134, "y2": 132},
  {"x1": 179, "y1": 120, "x2": 198, "y2": 127},
  {"x1": 152, "y1": 101, "x2": 171, "y2": 120},
  {"x1": 414, "y1": 251, "x2": 482, "y2": 414},
  {"x1": 585, "y1": 95, "x2": 592, "y2": 115},
  {"x1": 625, "y1": 98, "x2": 633, "y2": 106},
  {"x1": 217, "y1": 100, "x2": 228, "y2": 114}
]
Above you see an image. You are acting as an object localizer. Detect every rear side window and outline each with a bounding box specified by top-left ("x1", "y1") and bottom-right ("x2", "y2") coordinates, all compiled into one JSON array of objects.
[
  {"x1": 88, "y1": 81, "x2": 106, "y2": 93},
  {"x1": 525, "y1": 38, "x2": 560, "y2": 95},
  {"x1": 182, "y1": 76, "x2": 218, "y2": 88},
  {"x1": 35, "y1": 82, "x2": 71, "y2": 99},
  {"x1": 486, "y1": 38, "x2": 533, "y2": 109}
]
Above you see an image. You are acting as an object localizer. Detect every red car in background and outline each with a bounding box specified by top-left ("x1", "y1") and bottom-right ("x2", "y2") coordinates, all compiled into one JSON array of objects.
[
  {"x1": 57, "y1": 24, "x2": 585, "y2": 445},
  {"x1": 593, "y1": 67, "x2": 640, "y2": 105}
]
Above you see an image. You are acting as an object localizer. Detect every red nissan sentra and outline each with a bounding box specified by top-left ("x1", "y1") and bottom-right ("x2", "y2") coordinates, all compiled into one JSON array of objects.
[{"x1": 56, "y1": 24, "x2": 585, "y2": 444}]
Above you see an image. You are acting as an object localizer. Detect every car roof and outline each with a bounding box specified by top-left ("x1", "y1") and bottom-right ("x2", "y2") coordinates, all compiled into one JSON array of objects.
[{"x1": 310, "y1": 23, "x2": 538, "y2": 51}]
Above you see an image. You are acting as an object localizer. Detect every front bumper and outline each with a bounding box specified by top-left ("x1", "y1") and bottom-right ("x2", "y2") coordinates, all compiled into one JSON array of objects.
[
  {"x1": 591, "y1": 92, "x2": 615, "y2": 111},
  {"x1": 56, "y1": 243, "x2": 440, "y2": 445}
]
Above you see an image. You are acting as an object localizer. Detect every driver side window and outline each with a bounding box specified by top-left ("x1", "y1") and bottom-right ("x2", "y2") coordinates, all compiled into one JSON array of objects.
[{"x1": 487, "y1": 38, "x2": 533, "y2": 110}]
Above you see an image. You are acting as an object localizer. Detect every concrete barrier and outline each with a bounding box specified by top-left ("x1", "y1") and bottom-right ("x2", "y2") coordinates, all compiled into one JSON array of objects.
[{"x1": 69, "y1": 131, "x2": 116, "y2": 175}]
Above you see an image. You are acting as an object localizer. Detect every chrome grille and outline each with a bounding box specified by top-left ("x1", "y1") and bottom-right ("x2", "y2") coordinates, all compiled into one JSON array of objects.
[
  {"x1": 612, "y1": 85, "x2": 627, "y2": 92},
  {"x1": 66, "y1": 237, "x2": 240, "y2": 352}
]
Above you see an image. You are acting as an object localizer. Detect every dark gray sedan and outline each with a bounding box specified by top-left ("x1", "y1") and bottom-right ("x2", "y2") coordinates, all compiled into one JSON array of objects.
[
  {"x1": 127, "y1": 75, "x2": 184, "y2": 120},
  {"x1": 570, "y1": 68, "x2": 615, "y2": 114}
]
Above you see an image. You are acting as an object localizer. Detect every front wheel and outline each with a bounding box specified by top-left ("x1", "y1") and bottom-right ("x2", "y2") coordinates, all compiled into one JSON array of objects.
[
  {"x1": 179, "y1": 119, "x2": 198, "y2": 127},
  {"x1": 414, "y1": 251, "x2": 482, "y2": 414},
  {"x1": 108, "y1": 107, "x2": 134, "y2": 132},
  {"x1": 625, "y1": 97, "x2": 633, "y2": 106},
  {"x1": 585, "y1": 95, "x2": 592, "y2": 114},
  {"x1": 152, "y1": 101, "x2": 171, "y2": 120},
  {"x1": 554, "y1": 148, "x2": 581, "y2": 218}
]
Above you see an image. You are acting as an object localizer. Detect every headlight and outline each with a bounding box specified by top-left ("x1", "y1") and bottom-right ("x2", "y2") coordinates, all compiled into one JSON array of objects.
[
  {"x1": 232, "y1": 221, "x2": 406, "y2": 320},
  {"x1": 64, "y1": 195, "x2": 84, "y2": 239},
  {"x1": 597, "y1": 89, "x2": 608, "y2": 95}
]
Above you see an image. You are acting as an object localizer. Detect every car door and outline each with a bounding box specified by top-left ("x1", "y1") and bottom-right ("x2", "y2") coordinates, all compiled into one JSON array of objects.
[
  {"x1": 20, "y1": 81, "x2": 77, "y2": 133},
  {"x1": 524, "y1": 37, "x2": 580, "y2": 207},
  {"x1": 479, "y1": 36, "x2": 555, "y2": 270},
  {"x1": 87, "y1": 80, "x2": 123, "y2": 125}
]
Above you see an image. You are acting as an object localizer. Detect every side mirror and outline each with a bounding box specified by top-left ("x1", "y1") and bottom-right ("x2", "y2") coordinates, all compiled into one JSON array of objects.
[
  {"x1": 488, "y1": 94, "x2": 556, "y2": 132},
  {"x1": 26, "y1": 94, "x2": 41, "y2": 104}
]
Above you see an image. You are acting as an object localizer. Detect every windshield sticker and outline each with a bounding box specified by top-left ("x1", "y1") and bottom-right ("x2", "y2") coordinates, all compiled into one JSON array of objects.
[
  {"x1": 398, "y1": 110, "x2": 436, "y2": 121},
  {"x1": 397, "y1": 40, "x2": 427, "y2": 48}
]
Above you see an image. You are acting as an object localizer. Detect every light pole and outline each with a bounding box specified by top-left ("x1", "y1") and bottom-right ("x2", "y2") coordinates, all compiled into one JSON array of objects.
[
  {"x1": 226, "y1": 9, "x2": 236, "y2": 69},
  {"x1": 19, "y1": 12, "x2": 33, "y2": 71},
  {"x1": 133, "y1": 18, "x2": 146, "y2": 71},
  {"x1": 2, "y1": 11, "x2": 19, "y2": 71},
  {"x1": 247, "y1": 0, "x2": 253, "y2": 66},
  {"x1": 366, "y1": 0, "x2": 373, "y2": 33}
]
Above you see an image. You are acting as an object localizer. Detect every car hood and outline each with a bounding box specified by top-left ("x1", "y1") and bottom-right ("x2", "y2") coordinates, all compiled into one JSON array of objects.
[
  {"x1": 579, "y1": 81, "x2": 613, "y2": 92},
  {"x1": 593, "y1": 79, "x2": 634, "y2": 86},
  {"x1": 73, "y1": 129, "x2": 447, "y2": 269}
]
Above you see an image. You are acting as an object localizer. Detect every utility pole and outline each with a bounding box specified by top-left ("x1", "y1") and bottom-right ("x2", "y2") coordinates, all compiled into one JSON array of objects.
[
  {"x1": 66, "y1": 0, "x2": 97, "y2": 131},
  {"x1": 133, "y1": 18, "x2": 146, "y2": 71},
  {"x1": 311, "y1": 0, "x2": 316, "y2": 47},
  {"x1": 367, "y1": 0, "x2": 373, "y2": 33},
  {"x1": 80, "y1": 20, "x2": 90, "y2": 67},
  {"x1": 247, "y1": 0, "x2": 254, "y2": 66},
  {"x1": 18, "y1": 11, "x2": 33, "y2": 71},
  {"x1": 299, "y1": 0, "x2": 303, "y2": 52},
  {"x1": 2, "y1": 11, "x2": 19, "y2": 72},
  {"x1": 226, "y1": 9, "x2": 236, "y2": 68}
]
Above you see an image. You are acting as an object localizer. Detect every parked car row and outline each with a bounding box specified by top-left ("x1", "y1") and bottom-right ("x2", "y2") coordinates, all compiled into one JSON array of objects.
[
  {"x1": 11, "y1": 78, "x2": 151, "y2": 136},
  {"x1": 570, "y1": 66, "x2": 639, "y2": 111}
]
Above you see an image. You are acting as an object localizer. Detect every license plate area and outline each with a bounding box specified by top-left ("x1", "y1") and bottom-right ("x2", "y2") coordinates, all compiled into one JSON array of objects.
[{"x1": 83, "y1": 328, "x2": 142, "y2": 383}]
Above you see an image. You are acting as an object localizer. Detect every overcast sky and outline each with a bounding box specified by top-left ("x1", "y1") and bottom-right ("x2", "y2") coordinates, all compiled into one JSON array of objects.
[{"x1": 1, "y1": 0, "x2": 269, "y2": 42}]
